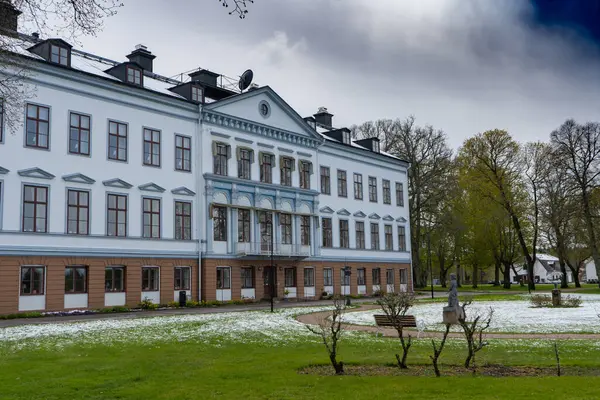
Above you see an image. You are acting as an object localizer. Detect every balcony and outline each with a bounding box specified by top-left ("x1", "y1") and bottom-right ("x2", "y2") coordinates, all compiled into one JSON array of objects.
[{"x1": 233, "y1": 242, "x2": 310, "y2": 258}]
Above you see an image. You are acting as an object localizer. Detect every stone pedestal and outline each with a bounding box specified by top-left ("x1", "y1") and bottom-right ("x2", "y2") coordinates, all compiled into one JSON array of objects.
[
  {"x1": 443, "y1": 306, "x2": 464, "y2": 325},
  {"x1": 552, "y1": 289, "x2": 561, "y2": 307}
]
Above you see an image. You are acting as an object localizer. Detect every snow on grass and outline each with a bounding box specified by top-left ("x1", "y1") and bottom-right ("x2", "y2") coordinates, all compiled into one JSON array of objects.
[
  {"x1": 342, "y1": 295, "x2": 600, "y2": 334},
  {"x1": 0, "y1": 306, "x2": 382, "y2": 353}
]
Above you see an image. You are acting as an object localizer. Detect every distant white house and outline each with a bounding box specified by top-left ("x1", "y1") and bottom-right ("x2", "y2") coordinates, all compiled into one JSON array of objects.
[
  {"x1": 511, "y1": 254, "x2": 573, "y2": 284},
  {"x1": 583, "y1": 259, "x2": 598, "y2": 283}
]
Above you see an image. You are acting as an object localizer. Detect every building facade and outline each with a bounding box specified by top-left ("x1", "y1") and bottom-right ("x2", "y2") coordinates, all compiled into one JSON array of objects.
[{"x1": 0, "y1": 4, "x2": 411, "y2": 314}]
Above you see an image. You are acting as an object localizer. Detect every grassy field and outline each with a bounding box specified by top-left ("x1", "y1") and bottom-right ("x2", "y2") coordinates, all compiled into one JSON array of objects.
[
  {"x1": 1, "y1": 305, "x2": 600, "y2": 399},
  {"x1": 418, "y1": 283, "x2": 600, "y2": 294}
]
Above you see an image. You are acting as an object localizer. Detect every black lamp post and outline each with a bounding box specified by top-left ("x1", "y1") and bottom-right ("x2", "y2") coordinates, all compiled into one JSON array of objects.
[
  {"x1": 344, "y1": 266, "x2": 351, "y2": 306},
  {"x1": 270, "y1": 214, "x2": 275, "y2": 313}
]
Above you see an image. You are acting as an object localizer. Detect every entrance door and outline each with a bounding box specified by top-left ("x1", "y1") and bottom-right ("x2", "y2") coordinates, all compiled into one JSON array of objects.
[{"x1": 263, "y1": 266, "x2": 277, "y2": 299}]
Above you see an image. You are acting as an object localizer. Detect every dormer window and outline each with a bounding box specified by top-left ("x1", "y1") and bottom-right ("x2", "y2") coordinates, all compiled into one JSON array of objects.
[
  {"x1": 373, "y1": 140, "x2": 380, "y2": 153},
  {"x1": 342, "y1": 131, "x2": 350, "y2": 144},
  {"x1": 191, "y1": 86, "x2": 203, "y2": 102},
  {"x1": 127, "y1": 66, "x2": 142, "y2": 85},
  {"x1": 50, "y1": 44, "x2": 69, "y2": 66}
]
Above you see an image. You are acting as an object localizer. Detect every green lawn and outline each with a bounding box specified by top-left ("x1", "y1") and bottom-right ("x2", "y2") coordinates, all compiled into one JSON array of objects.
[{"x1": 1, "y1": 309, "x2": 600, "y2": 399}]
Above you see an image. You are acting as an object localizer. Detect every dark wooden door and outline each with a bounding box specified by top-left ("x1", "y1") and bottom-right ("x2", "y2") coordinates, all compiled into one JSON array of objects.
[{"x1": 263, "y1": 266, "x2": 277, "y2": 299}]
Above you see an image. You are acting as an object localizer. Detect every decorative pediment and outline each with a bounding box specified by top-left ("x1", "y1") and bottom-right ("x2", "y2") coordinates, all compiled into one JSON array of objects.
[
  {"x1": 368, "y1": 213, "x2": 381, "y2": 220},
  {"x1": 17, "y1": 167, "x2": 55, "y2": 180},
  {"x1": 336, "y1": 208, "x2": 351, "y2": 216},
  {"x1": 102, "y1": 178, "x2": 133, "y2": 189},
  {"x1": 396, "y1": 217, "x2": 407, "y2": 223},
  {"x1": 353, "y1": 211, "x2": 366, "y2": 218},
  {"x1": 382, "y1": 215, "x2": 395, "y2": 221},
  {"x1": 319, "y1": 206, "x2": 334, "y2": 214},
  {"x1": 138, "y1": 182, "x2": 166, "y2": 193},
  {"x1": 0, "y1": 166, "x2": 9, "y2": 175},
  {"x1": 171, "y1": 186, "x2": 196, "y2": 196},
  {"x1": 62, "y1": 173, "x2": 95, "y2": 185}
]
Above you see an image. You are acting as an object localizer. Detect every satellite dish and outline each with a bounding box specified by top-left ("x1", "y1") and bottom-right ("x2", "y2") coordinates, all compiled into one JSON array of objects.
[{"x1": 238, "y1": 69, "x2": 254, "y2": 92}]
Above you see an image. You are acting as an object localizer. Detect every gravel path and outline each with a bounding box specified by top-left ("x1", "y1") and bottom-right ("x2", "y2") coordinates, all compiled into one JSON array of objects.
[{"x1": 295, "y1": 305, "x2": 600, "y2": 340}]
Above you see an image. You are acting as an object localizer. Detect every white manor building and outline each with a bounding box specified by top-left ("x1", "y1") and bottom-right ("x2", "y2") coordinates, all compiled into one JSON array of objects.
[{"x1": 0, "y1": 3, "x2": 411, "y2": 313}]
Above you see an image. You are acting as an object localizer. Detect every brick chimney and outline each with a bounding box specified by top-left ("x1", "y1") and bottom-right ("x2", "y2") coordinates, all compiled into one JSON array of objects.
[
  {"x1": 0, "y1": 0, "x2": 22, "y2": 36},
  {"x1": 126, "y1": 44, "x2": 156, "y2": 72}
]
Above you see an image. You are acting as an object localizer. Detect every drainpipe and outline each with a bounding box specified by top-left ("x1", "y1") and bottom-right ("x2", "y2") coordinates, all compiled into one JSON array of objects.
[{"x1": 196, "y1": 103, "x2": 202, "y2": 302}]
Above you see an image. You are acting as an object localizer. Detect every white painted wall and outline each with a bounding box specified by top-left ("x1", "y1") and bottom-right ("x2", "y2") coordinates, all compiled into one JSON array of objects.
[
  {"x1": 18, "y1": 295, "x2": 45, "y2": 311},
  {"x1": 241, "y1": 288, "x2": 255, "y2": 299},
  {"x1": 173, "y1": 290, "x2": 191, "y2": 302},
  {"x1": 141, "y1": 292, "x2": 160, "y2": 304},
  {"x1": 64, "y1": 293, "x2": 88, "y2": 309},
  {"x1": 585, "y1": 260, "x2": 598, "y2": 281},
  {"x1": 105, "y1": 292, "x2": 126, "y2": 307}
]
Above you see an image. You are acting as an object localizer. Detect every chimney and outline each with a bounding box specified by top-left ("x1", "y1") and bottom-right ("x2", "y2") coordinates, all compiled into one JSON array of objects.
[
  {"x1": 188, "y1": 69, "x2": 220, "y2": 87},
  {"x1": 0, "y1": 0, "x2": 22, "y2": 36},
  {"x1": 313, "y1": 107, "x2": 333, "y2": 128},
  {"x1": 126, "y1": 44, "x2": 156, "y2": 72}
]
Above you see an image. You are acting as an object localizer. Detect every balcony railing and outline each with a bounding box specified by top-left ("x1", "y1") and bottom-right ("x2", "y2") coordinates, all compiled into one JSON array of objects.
[{"x1": 233, "y1": 242, "x2": 310, "y2": 258}]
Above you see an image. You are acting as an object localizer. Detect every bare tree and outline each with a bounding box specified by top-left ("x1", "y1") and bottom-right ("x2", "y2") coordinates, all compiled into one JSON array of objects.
[
  {"x1": 305, "y1": 297, "x2": 346, "y2": 375},
  {"x1": 376, "y1": 292, "x2": 416, "y2": 369},
  {"x1": 217, "y1": 0, "x2": 254, "y2": 18},
  {"x1": 458, "y1": 300, "x2": 494, "y2": 371},
  {"x1": 429, "y1": 323, "x2": 452, "y2": 377},
  {"x1": 551, "y1": 119, "x2": 600, "y2": 287}
]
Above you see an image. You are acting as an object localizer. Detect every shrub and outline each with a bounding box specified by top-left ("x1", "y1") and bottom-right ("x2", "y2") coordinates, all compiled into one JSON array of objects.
[
  {"x1": 167, "y1": 301, "x2": 180, "y2": 308},
  {"x1": 138, "y1": 298, "x2": 158, "y2": 310},
  {"x1": 186, "y1": 300, "x2": 200, "y2": 307},
  {"x1": 372, "y1": 290, "x2": 383, "y2": 297},
  {"x1": 0, "y1": 311, "x2": 44, "y2": 320},
  {"x1": 562, "y1": 295, "x2": 582, "y2": 308},
  {"x1": 96, "y1": 306, "x2": 130, "y2": 313},
  {"x1": 529, "y1": 294, "x2": 552, "y2": 308}
]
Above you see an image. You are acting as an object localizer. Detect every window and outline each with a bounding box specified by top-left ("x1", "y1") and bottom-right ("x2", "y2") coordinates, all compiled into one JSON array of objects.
[
  {"x1": 341, "y1": 269, "x2": 350, "y2": 286},
  {"x1": 22, "y1": 185, "x2": 48, "y2": 233},
  {"x1": 213, "y1": 206, "x2": 227, "y2": 241},
  {"x1": 280, "y1": 213, "x2": 292, "y2": 244},
  {"x1": 238, "y1": 209, "x2": 251, "y2": 243},
  {"x1": 383, "y1": 180, "x2": 391, "y2": 204},
  {"x1": 105, "y1": 266, "x2": 125, "y2": 292},
  {"x1": 259, "y1": 212, "x2": 273, "y2": 251},
  {"x1": 260, "y1": 102, "x2": 270, "y2": 117},
  {"x1": 142, "y1": 198, "x2": 161, "y2": 238},
  {"x1": 174, "y1": 267, "x2": 191, "y2": 290},
  {"x1": 324, "y1": 268, "x2": 333, "y2": 286},
  {"x1": 385, "y1": 225, "x2": 393, "y2": 250},
  {"x1": 25, "y1": 104, "x2": 49, "y2": 149},
  {"x1": 107, "y1": 193, "x2": 127, "y2": 237},
  {"x1": 108, "y1": 120, "x2": 127, "y2": 161},
  {"x1": 353, "y1": 173, "x2": 363, "y2": 200},
  {"x1": 371, "y1": 223, "x2": 380, "y2": 250},
  {"x1": 369, "y1": 177, "x2": 378, "y2": 202},
  {"x1": 241, "y1": 267, "x2": 254, "y2": 289},
  {"x1": 50, "y1": 44, "x2": 69, "y2": 66},
  {"x1": 68, "y1": 112, "x2": 90, "y2": 155},
  {"x1": 320, "y1": 166, "x2": 330, "y2": 194},
  {"x1": 280, "y1": 157, "x2": 293, "y2": 186},
  {"x1": 284, "y1": 267, "x2": 296, "y2": 287},
  {"x1": 396, "y1": 182, "x2": 405, "y2": 207},
  {"x1": 372, "y1": 268, "x2": 381, "y2": 285},
  {"x1": 191, "y1": 86, "x2": 203, "y2": 102},
  {"x1": 142, "y1": 267, "x2": 159, "y2": 291},
  {"x1": 322, "y1": 218, "x2": 332, "y2": 248},
  {"x1": 259, "y1": 152, "x2": 273, "y2": 183},
  {"x1": 237, "y1": 147, "x2": 253, "y2": 180},
  {"x1": 175, "y1": 201, "x2": 192, "y2": 240},
  {"x1": 299, "y1": 161, "x2": 312, "y2": 189},
  {"x1": 337, "y1": 170, "x2": 347, "y2": 197},
  {"x1": 357, "y1": 268, "x2": 366, "y2": 285},
  {"x1": 213, "y1": 142, "x2": 229, "y2": 175},
  {"x1": 373, "y1": 140, "x2": 380, "y2": 153},
  {"x1": 143, "y1": 128, "x2": 161, "y2": 167},
  {"x1": 342, "y1": 130, "x2": 350, "y2": 144},
  {"x1": 67, "y1": 189, "x2": 89, "y2": 235},
  {"x1": 398, "y1": 226, "x2": 407, "y2": 251},
  {"x1": 304, "y1": 268, "x2": 315, "y2": 287},
  {"x1": 339, "y1": 220, "x2": 349, "y2": 248},
  {"x1": 356, "y1": 221, "x2": 365, "y2": 249},
  {"x1": 400, "y1": 269, "x2": 408, "y2": 285},
  {"x1": 217, "y1": 267, "x2": 231, "y2": 289},
  {"x1": 127, "y1": 66, "x2": 142, "y2": 85},
  {"x1": 20, "y1": 266, "x2": 45, "y2": 295},
  {"x1": 301, "y1": 215, "x2": 311, "y2": 246},
  {"x1": 65, "y1": 266, "x2": 87, "y2": 294},
  {"x1": 175, "y1": 135, "x2": 192, "y2": 171},
  {"x1": 386, "y1": 269, "x2": 394, "y2": 285}
]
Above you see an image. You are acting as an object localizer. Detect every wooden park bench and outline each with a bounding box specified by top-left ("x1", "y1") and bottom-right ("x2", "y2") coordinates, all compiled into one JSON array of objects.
[{"x1": 373, "y1": 314, "x2": 422, "y2": 337}]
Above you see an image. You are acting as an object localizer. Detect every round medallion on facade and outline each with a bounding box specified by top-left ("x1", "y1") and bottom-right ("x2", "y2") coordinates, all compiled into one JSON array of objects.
[{"x1": 258, "y1": 100, "x2": 271, "y2": 118}]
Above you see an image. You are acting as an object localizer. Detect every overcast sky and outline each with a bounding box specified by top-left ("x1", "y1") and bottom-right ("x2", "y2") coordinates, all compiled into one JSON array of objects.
[{"x1": 40, "y1": 0, "x2": 600, "y2": 148}]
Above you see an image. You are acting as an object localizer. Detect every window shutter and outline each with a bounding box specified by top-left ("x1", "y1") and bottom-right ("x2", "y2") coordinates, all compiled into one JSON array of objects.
[
  {"x1": 226, "y1": 145, "x2": 231, "y2": 159},
  {"x1": 290, "y1": 158, "x2": 295, "y2": 172},
  {"x1": 236, "y1": 147, "x2": 241, "y2": 161},
  {"x1": 308, "y1": 162, "x2": 313, "y2": 174},
  {"x1": 259, "y1": 151, "x2": 264, "y2": 166},
  {"x1": 250, "y1": 149, "x2": 255, "y2": 164},
  {"x1": 279, "y1": 155, "x2": 284, "y2": 168},
  {"x1": 212, "y1": 142, "x2": 217, "y2": 156},
  {"x1": 209, "y1": 203, "x2": 214, "y2": 219}
]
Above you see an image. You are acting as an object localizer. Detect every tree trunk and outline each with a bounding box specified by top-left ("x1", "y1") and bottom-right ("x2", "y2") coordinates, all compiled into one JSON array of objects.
[
  {"x1": 502, "y1": 262, "x2": 512, "y2": 289},
  {"x1": 581, "y1": 190, "x2": 600, "y2": 288},
  {"x1": 559, "y1": 260, "x2": 568, "y2": 289},
  {"x1": 329, "y1": 354, "x2": 344, "y2": 375},
  {"x1": 493, "y1": 260, "x2": 501, "y2": 286},
  {"x1": 472, "y1": 263, "x2": 479, "y2": 289},
  {"x1": 456, "y1": 261, "x2": 462, "y2": 287},
  {"x1": 440, "y1": 263, "x2": 448, "y2": 288}
]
